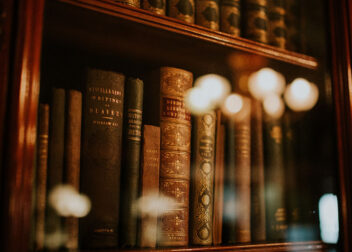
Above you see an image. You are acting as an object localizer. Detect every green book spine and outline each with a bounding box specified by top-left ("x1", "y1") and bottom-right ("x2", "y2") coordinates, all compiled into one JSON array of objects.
[
  {"x1": 263, "y1": 116, "x2": 287, "y2": 241},
  {"x1": 244, "y1": 0, "x2": 269, "y2": 43},
  {"x1": 119, "y1": 78, "x2": 144, "y2": 247},
  {"x1": 190, "y1": 111, "x2": 216, "y2": 245},
  {"x1": 45, "y1": 88, "x2": 65, "y2": 245},
  {"x1": 196, "y1": 0, "x2": 220, "y2": 30},
  {"x1": 80, "y1": 68, "x2": 125, "y2": 249},
  {"x1": 220, "y1": 0, "x2": 241, "y2": 36}
]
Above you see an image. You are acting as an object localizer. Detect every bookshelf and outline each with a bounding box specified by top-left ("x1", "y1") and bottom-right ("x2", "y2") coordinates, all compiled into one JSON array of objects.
[{"x1": 1, "y1": 0, "x2": 351, "y2": 251}]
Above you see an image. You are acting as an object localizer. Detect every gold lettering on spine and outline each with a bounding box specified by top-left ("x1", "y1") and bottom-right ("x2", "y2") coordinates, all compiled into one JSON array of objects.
[{"x1": 127, "y1": 109, "x2": 142, "y2": 141}]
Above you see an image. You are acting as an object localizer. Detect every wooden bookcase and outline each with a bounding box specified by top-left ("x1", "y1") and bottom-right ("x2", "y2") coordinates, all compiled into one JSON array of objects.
[{"x1": 1, "y1": 0, "x2": 352, "y2": 251}]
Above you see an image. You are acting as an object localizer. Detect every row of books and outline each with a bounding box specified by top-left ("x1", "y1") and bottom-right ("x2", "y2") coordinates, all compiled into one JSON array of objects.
[
  {"x1": 34, "y1": 66, "x2": 295, "y2": 250},
  {"x1": 118, "y1": 0, "x2": 304, "y2": 51}
]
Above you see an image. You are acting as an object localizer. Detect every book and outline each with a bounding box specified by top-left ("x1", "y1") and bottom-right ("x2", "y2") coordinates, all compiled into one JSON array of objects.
[
  {"x1": 64, "y1": 90, "x2": 82, "y2": 250},
  {"x1": 119, "y1": 77, "x2": 144, "y2": 247},
  {"x1": 115, "y1": 0, "x2": 140, "y2": 7},
  {"x1": 35, "y1": 104, "x2": 50, "y2": 251},
  {"x1": 268, "y1": 0, "x2": 286, "y2": 48},
  {"x1": 139, "y1": 125, "x2": 161, "y2": 248},
  {"x1": 168, "y1": 0, "x2": 195, "y2": 23},
  {"x1": 45, "y1": 88, "x2": 65, "y2": 246},
  {"x1": 220, "y1": 0, "x2": 241, "y2": 36},
  {"x1": 243, "y1": 0, "x2": 269, "y2": 44},
  {"x1": 80, "y1": 68, "x2": 125, "y2": 248},
  {"x1": 142, "y1": 0, "x2": 166, "y2": 15},
  {"x1": 263, "y1": 115, "x2": 287, "y2": 241},
  {"x1": 196, "y1": 0, "x2": 220, "y2": 30},
  {"x1": 213, "y1": 112, "x2": 224, "y2": 246},
  {"x1": 144, "y1": 67, "x2": 193, "y2": 247},
  {"x1": 190, "y1": 111, "x2": 216, "y2": 245},
  {"x1": 285, "y1": 0, "x2": 300, "y2": 51},
  {"x1": 250, "y1": 99, "x2": 266, "y2": 242}
]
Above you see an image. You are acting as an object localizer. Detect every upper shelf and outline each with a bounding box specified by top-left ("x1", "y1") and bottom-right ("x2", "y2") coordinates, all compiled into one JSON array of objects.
[{"x1": 55, "y1": 0, "x2": 318, "y2": 70}]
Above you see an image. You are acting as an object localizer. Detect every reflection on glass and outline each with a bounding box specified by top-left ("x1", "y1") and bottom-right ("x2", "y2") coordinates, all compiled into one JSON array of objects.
[{"x1": 319, "y1": 194, "x2": 339, "y2": 244}]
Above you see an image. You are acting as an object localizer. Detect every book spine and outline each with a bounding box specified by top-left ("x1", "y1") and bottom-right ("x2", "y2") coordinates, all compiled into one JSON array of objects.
[
  {"x1": 233, "y1": 97, "x2": 251, "y2": 243},
  {"x1": 244, "y1": 0, "x2": 269, "y2": 44},
  {"x1": 140, "y1": 125, "x2": 160, "y2": 248},
  {"x1": 268, "y1": 0, "x2": 286, "y2": 49},
  {"x1": 45, "y1": 88, "x2": 65, "y2": 242},
  {"x1": 158, "y1": 67, "x2": 193, "y2": 246},
  {"x1": 35, "y1": 104, "x2": 50, "y2": 251},
  {"x1": 190, "y1": 111, "x2": 216, "y2": 245},
  {"x1": 250, "y1": 99, "x2": 266, "y2": 242},
  {"x1": 196, "y1": 0, "x2": 220, "y2": 30},
  {"x1": 213, "y1": 112, "x2": 224, "y2": 246},
  {"x1": 64, "y1": 90, "x2": 82, "y2": 250},
  {"x1": 168, "y1": 0, "x2": 195, "y2": 23},
  {"x1": 220, "y1": 0, "x2": 241, "y2": 36},
  {"x1": 80, "y1": 68, "x2": 125, "y2": 248},
  {"x1": 119, "y1": 78, "x2": 144, "y2": 247},
  {"x1": 263, "y1": 116, "x2": 287, "y2": 241},
  {"x1": 142, "y1": 0, "x2": 166, "y2": 15},
  {"x1": 115, "y1": 0, "x2": 140, "y2": 8},
  {"x1": 285, "y1": 0, "x2": 300, "y2": 51}
]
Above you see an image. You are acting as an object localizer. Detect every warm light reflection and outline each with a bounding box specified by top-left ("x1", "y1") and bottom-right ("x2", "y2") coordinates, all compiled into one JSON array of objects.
[
  {"x1": 248, "y1": 68, "x2": 285, "y2": 100},
  {"x1": 284, "y1": 78, "x2": 319, "y2": 111},
  {"x1": 136, "y1": 191, "x2": 177, "y2": 217},
  {"x1": 184, "y1": 87, "x2": 213, "y2": 115},
  {"x1": 48, "y1": 185, "x2": 91, "y2": 218},
  {"x1": 263, "y1": 94, "x2": 285, "y2": 119},
  {"x1": 221, "y1": 93, "x2": 243, "y2": 116},
  {"x1": 319, "y1": 194, "x2": 339, "y2": 244},
  {"x1": 194, "y1": 74, "x2": 231, "y2": 104}
]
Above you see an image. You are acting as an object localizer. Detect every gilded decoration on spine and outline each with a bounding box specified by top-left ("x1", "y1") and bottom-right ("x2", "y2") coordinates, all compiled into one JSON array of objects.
[
  {"x1": 196, "y1": 0, "x2": 219, "y2": 30},
  {"x1": 160, "y1": 179, "x2": 190, "y2": 205},
  {"x1": 143, "y1": 0, "x2": 166, "y2": 15},
  {"x1": 220, "y1": 0, "x2": 241, "y2": 35},
  {"x1": 268, "y1": 0, "x2": 286, "y2": 48},
  {"x1": 168, "y1": 0, "x2": 195, "y2": 23},
  {"x1": 161, "y1": 150, "x2": 191, "y2": 179},
  {"x1": 244, "y1": 0, "x2": 269, "y2": 43},
  {"x1": 161, "y1": 122, "x2": 191, "y2": 151}
]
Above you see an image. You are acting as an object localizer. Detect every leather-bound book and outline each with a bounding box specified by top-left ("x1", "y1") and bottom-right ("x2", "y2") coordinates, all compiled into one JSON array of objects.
[
  {"x1": 80, "y1": 68, "x2": 125, "y2": 248},
  {"x1": 119, "y1": 77, "x2": 144, "y2": 247},
  {"x1": 142, "y1": 0, "x2": 166, "y2": 15},
  {"x1": 115, "y1": 0, "x2": 140, "y2": 8},
  {"x1": 139, "y1": 125, "x2": 160, "y2": 248},
  {"x1": 220, "y1": 0, "x2": 241, "y2": 36},
  {"x1": 233, "y1": 97, "x2": 251, "y2": 243},
  {"x1": 45, "y1": 88, "x2": 65, "y2": 245},
  {"x1": 196, "y1": 0, "x2": 219, "y2": 30},
  {"x1": 190, "y1": 111, "x2": 216, "y2": 245},
  {"x1": 35, "y1": 104, "x2": 49, "y2": 251},
  {"x1": 213, "y1": 112, "x2": 224, "y2": 246},
  {"x1": 263, "y1": 115, "x2": 287, "y2": 241},
  {"x1": 285, "y1": 0, "x2": 300, "y2": 51},
  {"x1": 143, "y1": 67, "x2": 192, "y2": 247},
  {"x1": 168, "y1": 0, "x2": 195, "y2": 23},
  {"x1": 64, "y1": 90, "x2": 82, "y2": 250},
  {"x1": 243, "y1": 0, "x2": 269, "y2": 44},
  {"x1": 268, "y1": 0, "x2": 286, "y2": 48},
  {"x1": 250, "y1": 99, "x2": 266, "y2": 242}
]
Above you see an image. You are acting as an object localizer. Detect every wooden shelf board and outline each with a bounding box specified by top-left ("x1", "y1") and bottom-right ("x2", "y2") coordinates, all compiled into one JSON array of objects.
[
  {"x1": 81, "y1": 241, "x2": 332, "y2": 252},
  {"x1": 57, "y1": 0, "x2": 318, "y2": 69}
]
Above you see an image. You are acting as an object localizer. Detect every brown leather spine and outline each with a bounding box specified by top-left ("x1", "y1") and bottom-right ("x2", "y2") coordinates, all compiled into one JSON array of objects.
[
  {"x1": 233, "y1": 97, "x2": 251, "y2": 243},
  {"x1": 250, "y1": 99, "x2": 266, "y2": 242},
  {"x1": 142, "y1": 0, "x2": 166, "y2": 15},
  {"x1": 243, "y1": 0, "x2": 269, "y2": 44},
  {"x1": 168, "y1": 0, "x2": 195, "y2": 23},
  {"x1": 158, "y1": 67, "x2": 193, "y2": 247},
  {"x1": 190, "y1": 111, "x2": 216, "y2": 245},
  {"x1": 213, "y1": 112, "x2": 224, "y2": 245},
  {"x1": 268, "y1": 0, "x2": 286, "y2": 48},
  {"x1": 114, "y1": 0, "x2": 140, "y2": 8},
  {"x1": 140, "y1": 125, "x2": 160, "y2": 248},
  {"x1": 220, "y1": 0, "x2": 241, "y2": 36},
  {"x1": 80, "y1": 68, "x2": 125, "y2": 248},
  {"x1": 35, "y1": 104, "x2": 49, "y2": 251},
  {"x1": 196, "y1": 0, "x2": 220, "y2": 30},
  {"x1": 64, "y1": 90, "x2": 82, "y2": 250}
]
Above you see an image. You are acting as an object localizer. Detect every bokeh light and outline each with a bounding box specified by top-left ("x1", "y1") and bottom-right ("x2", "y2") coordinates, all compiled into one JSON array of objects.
[
  {"x1": 263, "y1": 93, "x2": 285, "y2": 119},
  {"x1": 194, "y1": 74, "x2": 231, "y2": 104},
  {"x1": 221, "y1": 93, "x2": 243, "y2": 116},
  {"x1": 319, "y1": 194, "x2": 339, "y2": 244},
  {"x1": 284, "y1": 78, "x2": 319, "y2": 111}
]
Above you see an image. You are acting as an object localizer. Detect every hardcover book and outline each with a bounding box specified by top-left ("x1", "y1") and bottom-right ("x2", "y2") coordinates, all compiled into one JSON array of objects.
[
  {"x1": 139, "y1": 125, "x2": 160, "y2": 248},
  {"x1": 119, "y1": 77, "x2": 144, "y2": 247},
  {"x1": 190, "y1": 111, "x2": 216, "y2": 245},
  {"x1": 268, "y1": 0, "x2": 286, "y2": 48},
  {"x1": 64, "y1": 90, "x2": 82, "y2": 250},
  {"x1": 169, "y1": 0, "x2": 195, "y2": 23},
  {"x1": 243, "y1": 0, "x2": 269, "y2": 43},
  {"x1": 35, "y1": 104, "x2": 50, "y2": 251},
  {"x1": 80, "y1": 68, "x2": 125, "y2": 248},
  {"x1": 220, "y1": 0, "x2": 241, "y2": 36},
  {"x1": 142, "y1": 0, "x2": 166, "y2": 15},
  {"x1": 196, "y1": 0, "x2": 220, "y2": 30}
]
